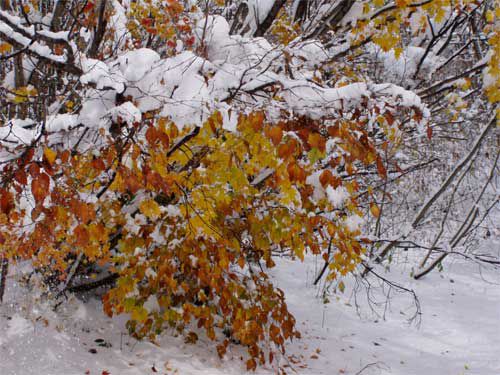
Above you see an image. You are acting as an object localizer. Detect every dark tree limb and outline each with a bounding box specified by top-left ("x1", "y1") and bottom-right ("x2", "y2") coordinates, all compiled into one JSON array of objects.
[
  {"x1": 0, "y1": 257, "x2": 8, "y2": 303},
  {"x1": 88, "y1": 0, "x2": 108, "y2": 58},
  {"x1": 67, "y1": 273, "x2": 118, "y2": 293},
  {"x1": 313, "y1": 239, "x2": 333, "y2": 286},
  {"x1": 254, "y1": 0, "x2": 287, "y2": 37}
]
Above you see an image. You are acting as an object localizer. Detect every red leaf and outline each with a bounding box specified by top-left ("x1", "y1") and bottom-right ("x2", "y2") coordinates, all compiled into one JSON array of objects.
[
  {"x1": 31, "y1": 173, "x2": 50, "y2": 203},
  {"x1": 91, "y1": 158, "x2": 106, "y2": 171},
  {"x1": 83, "y1": 1, "x2": 95, "y2": 12},
  {"x1": 426, "y1": 124, "x2": 433, "y2": 140},
  {"x1": 145, "y1": 126, "x2": 158, "y2": 146},
  {"x1": 0, "y1": 189, "x2": 14, "y2": 214},
  {"x1": 14, "y1": 169, "x2": 27, "y2": 185},
  {"x1": 28, "y1": 162, "x2": 40, "y2": 178},
  {"x1": 141, "y1": 18, "x2": 153, "y2": 27},
  {"x1": 185, "y1": 36, "x2": 195, "y2": 47}
]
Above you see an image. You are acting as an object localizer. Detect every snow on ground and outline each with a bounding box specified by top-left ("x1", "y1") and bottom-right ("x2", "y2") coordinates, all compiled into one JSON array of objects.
[{"x1": 1, "y1": 243, "x2": 499, "y2": 375}]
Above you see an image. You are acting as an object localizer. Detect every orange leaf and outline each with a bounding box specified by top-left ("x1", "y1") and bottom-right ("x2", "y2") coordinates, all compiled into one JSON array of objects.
[
  {"x1": 370, "y1": 203, "x2": 380, "y2": 218},
  {"x1": 308, "y1": 133, "x2": 325, "y2": 152},
  {"x1": 145, "y1": 126, "x2": 159, "y2": 146},
  {"x1": 319, "y1": 170, "x2": 333, "y2": 188},
  {"x1": 74, "y1": 224, "x2": 89, "y2": 247},
  {"x1": 31, "y1": 173, "x2": 50, "y2": 203},
  {"x1": 246, "y1": 358, "x2": 257, "y2": 371},
  {"x1": 266, "y1": 126, "x2": 283, "y2": 146},
  {"x1": 0, "y1": 189, "x2": 14, "y2": 214}
]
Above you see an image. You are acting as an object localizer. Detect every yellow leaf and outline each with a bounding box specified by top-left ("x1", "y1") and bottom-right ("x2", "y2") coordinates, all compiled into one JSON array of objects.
[
  {"x1": 486, "y1": 10, "x2": 494, "y2": 23},
  {"x1": 139, "y1": 199, "x2": 161, "y2": 219},
  {"x1": 370, "y1": 203, "x2": 380, "y2": 217},
  {"x1": 44, "y1": 147, "x2": 57, "y2": 165},
  {"x1": 131, "y1": 306, "x2": 148, "y2": 322}
]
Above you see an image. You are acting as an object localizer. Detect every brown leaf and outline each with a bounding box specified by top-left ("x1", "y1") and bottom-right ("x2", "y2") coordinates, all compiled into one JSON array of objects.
[
  {"x1": 426, "y1": 124, "x2": 433, "y2": 140},
  {"x1": 376, "y1": 158, "x2": 387, "y2": 178},
  {"x1": 246, "y1": 358, "x2": 257, "y2": 371},
  {"x1": 319, "y1": 170, "x2": 333, "y2": 188},
  {"x1": 14, "y1": 169, "x2": 27, "y2": 185},
  {"x1": 31, "y1": 173, "x2": 50, "y2": 203},
  {"x1": 0, "y1": 189, "x2": 14, "y2": 214}
]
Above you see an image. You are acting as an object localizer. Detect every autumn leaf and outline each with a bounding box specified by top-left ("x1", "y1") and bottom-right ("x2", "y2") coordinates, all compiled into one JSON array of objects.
[
  {"x1": 426, "y1": 125, "x2": 433, "y2": 140},
  {"x1": 370, "y1": 203, "x2": 381, "y2": 218},
  {"x1": 307, "y1": 132, "x2": 326, "y2": 152},
  {"x1": 266, "y1": 126, "x2": 283, "y2": 146},
  {"x1": 185, "y1": 331, "x2": 198, "y2": 344},
  {"x1": 43, "y1": 147, "x2": 57, "y2": 165},
  {"x1": 0, "y1": 42, "x2": 12, "y2": 54},
  {"x1": 83, "y1": 1, "x2": 94, "y2": 12},
  {"x1": 14, "y1": 169, "x2": 28, "y2": 185},
  {"x1": 376, "y1": 158, "x2": 387, "y2": 178},
  {"x1": 246, "y1": 358, "x2": 257, "y2": 371},
  {"x1": 31, "y1": 173, "x2": 50, "y2": 203},
  {"x1": 131, "y1": 306, "x2": 148, "y2": 322},
  {"x1": 0, "y1": 189, "x2": 14, "y2": 214},
  {"x1": 139, "y1": 199, "x2": 161, "y2": 219}
]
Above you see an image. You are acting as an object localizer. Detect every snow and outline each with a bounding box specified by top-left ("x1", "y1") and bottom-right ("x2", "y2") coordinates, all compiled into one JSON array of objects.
[
  {"x1": 6, "y1": 314, "x2": 32, "y2": 338},
  {"x1": 344, "y1": 214, "x2": 364, "y2": 233},
  {"x1": 0, "y1": 119, "x2": 38, "y2": 147},
  {"x1": 326, "y1": 185, "x2": 349, "y2": 208},
  {"x1": 108, "y1": 102, "x2": 142, "y2": 126},
  {"x1": 80, "y1": 57, "x2": 126, "y2": 93},
  {"x1": 226, "y1": 0, "x2": 276, "y2": 35},
  {"x1": 0, "y1": 11, "x2": 69, "y2": 64},
  {"x1": 143, "y1": 295, "x2": 160, "y2": 312},
  {"x1": 2, "y1": 247, "x2": 499, "y2": 375},
  {"x1": 46, "y1": 113, "x2": 79, "y2": 133},
  {"x1": 367, "y1": 44, "x2": 445, "y2": 86},
  {"x1": 1, "y1": 12, "x2": 428, "y2": 147},
  {"x1": 110, "y1": 0, "x2": 129, "y2": 52}
]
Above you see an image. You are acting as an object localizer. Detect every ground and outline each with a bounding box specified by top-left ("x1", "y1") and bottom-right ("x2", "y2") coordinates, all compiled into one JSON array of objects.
[{"x1": 1, "y1": 240, "x2": 499, "y2": 375}]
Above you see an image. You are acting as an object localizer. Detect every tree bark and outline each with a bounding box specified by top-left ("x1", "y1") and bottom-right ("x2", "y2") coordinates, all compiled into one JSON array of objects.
[
  {"x1": 254, "y1": 0, "x2": 287, "y2": 37},
  {"x1": 0, "y1": 257, "x2": 8, "y2": 303}
]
